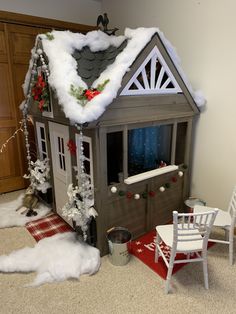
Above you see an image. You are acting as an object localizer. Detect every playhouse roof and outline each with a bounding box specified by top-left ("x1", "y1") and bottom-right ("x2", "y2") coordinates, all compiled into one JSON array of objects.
[{"x1": 23, "y1": 28, "x2": 205, "y2": 124}]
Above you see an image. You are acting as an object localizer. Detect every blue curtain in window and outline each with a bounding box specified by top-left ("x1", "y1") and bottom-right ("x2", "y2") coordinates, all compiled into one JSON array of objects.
[{"x1": 128, "y1": 127, "x2": 159, "y2": 172}]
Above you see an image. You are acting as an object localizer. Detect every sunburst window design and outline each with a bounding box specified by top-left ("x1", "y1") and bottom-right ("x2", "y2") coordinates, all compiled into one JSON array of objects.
[{"x1": 121, "y1": 46, "x2": 182, "y2": 95}]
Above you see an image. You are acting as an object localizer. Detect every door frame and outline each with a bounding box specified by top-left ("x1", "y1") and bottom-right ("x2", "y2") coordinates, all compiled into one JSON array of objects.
[{"x1": 48, "y1": 121, "x2": 73, "y2": 226}]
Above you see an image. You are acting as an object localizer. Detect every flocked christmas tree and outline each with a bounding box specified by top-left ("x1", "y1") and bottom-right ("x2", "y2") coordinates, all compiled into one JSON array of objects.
[
  {"x1": 62, "y1": 127, "x2": 97, "y2": 241},
  {"x1": 23, "y1": 158, "x2": 51, "y2": 193}
]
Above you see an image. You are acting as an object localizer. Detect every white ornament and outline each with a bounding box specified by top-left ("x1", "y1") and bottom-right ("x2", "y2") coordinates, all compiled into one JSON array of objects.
[
  {"x1": 110, "y1": 186, "x2": 117, "y2": 193},
  {"x1": 37, "y1": 48, "x2": 43, "y2": 55},
  {"x1": 33, "y1": 53, "x2": 39, "y2": 59},
  {"x1": 134, "y1": 193, "x2": 140, "y2": 200},
  {"x1": 159, "y1": 186, "x2": 165, "y2": 192},
  {"x1": 178, "y1": 171, "x2": 184, "y2": 177}
]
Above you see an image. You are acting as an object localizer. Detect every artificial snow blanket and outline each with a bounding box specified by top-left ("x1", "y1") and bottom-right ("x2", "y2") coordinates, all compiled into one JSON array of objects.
[
  {"x1": 22, "y1": 28, "x2": 206, "y2": 125},
  {"x1": 0, "y1": 232, "x2": 100, "y2": 286},
  {"x1": 0, "y1": 192, "x2": 51, "y2": 228}
]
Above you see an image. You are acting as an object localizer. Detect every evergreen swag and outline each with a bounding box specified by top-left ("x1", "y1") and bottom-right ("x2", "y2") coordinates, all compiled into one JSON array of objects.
[
  {"x1": 31, "y1": 73, "x2": 50, "y2": 112},
  {"x1": 45, "y1": 32, "x2": 54, "y2": 41},
  {"x1": 70, "y1": 79, "x2": 109, "y2": 106}
]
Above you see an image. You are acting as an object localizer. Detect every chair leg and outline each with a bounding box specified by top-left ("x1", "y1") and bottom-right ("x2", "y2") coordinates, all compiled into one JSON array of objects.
[
  {"x1": 155, "y1": 233, "x2": 161, "y2": 263},
  {"x1": 202, "y1": 253, "x2": 209, "y2": 290},
  {"x1": 165, "y1": 251, "x2": 175, "y2": 294},
  {"x1": 229, "y1": 234, "x2": 234, "y2": 265},
  {"x1": 225, "y1": 229, "x2": 229, "y2": 241}
]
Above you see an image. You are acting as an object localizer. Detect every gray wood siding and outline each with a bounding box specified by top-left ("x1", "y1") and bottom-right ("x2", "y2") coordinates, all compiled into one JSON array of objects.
[
  {"x1": 96, "y1": 94, "x2": 194, "y2": 127},
  {"x1": 97, "y1": 169, "x2": 185, "y2": 256},
  {"x1": 148, "y1": 170, "x2": 184, "y2": 229}
]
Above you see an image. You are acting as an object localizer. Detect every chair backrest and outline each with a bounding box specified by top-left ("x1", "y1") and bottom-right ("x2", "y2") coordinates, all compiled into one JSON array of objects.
[
  {"x1": 172, "y1": 210, "x2": 218, "y2": 250},
  {"x1": 227, "y1": 186, "x2": 236, "y2": 219}
]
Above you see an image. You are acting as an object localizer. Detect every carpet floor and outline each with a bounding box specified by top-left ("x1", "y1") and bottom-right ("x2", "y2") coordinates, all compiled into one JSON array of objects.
[{"x1": 1, "y1": 191, "x2": 236, "y2": 314}]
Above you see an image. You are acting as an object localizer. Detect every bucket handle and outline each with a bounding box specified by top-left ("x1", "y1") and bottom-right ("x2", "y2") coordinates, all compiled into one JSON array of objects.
[{"x1": 107, "y1": 227, "x2": 115, "y2": 234}]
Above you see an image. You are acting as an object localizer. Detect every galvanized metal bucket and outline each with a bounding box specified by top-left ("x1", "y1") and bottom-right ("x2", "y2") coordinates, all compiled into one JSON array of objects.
[{"x1": 107, "y1": 227, "x2": 132, "y2": 266}]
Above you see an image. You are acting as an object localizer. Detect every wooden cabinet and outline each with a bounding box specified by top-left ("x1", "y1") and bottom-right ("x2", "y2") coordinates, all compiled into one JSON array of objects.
[
  {"x1": 0, "y1": 24, "x2": 48, "y2": 193},
  {"x1": 0, "y1": 11, "x2": 95, "y2": 193}
]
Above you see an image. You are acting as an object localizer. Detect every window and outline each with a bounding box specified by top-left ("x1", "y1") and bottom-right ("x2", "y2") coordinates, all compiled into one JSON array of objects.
[
  {"x1": 175, "y1": 122, "x2": 187, "y2": 165},
  {"x1": 128, "y1": 125, "x2": 172, "y2": 176},
  {"x1": 42, "y1": 88, "x2": 53, "y2": 118},
  {"x1": 106, "y1": 121, "x2": 188, "y2": 186},
  {"x1": 107, "y1": 131, "x2": 123, "y2": 185},
  {"x1": 36, "y1": 121, "x2": 48, "y2": 159},
  {"x1": 57, "y1": 136, "x2": 66, "y2": 171},
  {"x1": 36, "y1": 65, "x2": 53, "y2": 118},
  {"x1": 42, "y1": 99, "x2": 53, "y2": 118}
]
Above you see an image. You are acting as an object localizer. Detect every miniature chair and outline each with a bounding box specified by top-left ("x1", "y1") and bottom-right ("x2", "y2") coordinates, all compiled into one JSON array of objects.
[
  {"x1": 155, "y1": 210, "x2": 218, "y2": 294},
  {"x1": 194, "y1": 186, "x2": 236, "y2": 265}
]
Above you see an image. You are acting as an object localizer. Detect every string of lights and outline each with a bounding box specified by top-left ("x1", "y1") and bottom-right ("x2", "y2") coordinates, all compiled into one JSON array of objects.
[{"x1": 0, "y1": 120, "x2": 24, "y2": 153}]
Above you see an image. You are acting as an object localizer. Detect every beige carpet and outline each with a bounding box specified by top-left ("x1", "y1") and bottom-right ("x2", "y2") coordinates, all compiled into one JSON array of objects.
[{"x1": 0, "y1": 192, "x2": 236, "y2": 314}]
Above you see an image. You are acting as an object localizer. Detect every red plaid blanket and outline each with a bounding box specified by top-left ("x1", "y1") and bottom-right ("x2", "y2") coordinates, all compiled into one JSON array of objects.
[{"x1": 26, "y1": 213, "x2": 73, "y2": 242}]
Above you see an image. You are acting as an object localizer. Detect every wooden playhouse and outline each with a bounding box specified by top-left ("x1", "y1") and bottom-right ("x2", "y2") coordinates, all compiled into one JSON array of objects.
[{"x1": 22, "y1": 28, "x2": 201, "y2": 255}]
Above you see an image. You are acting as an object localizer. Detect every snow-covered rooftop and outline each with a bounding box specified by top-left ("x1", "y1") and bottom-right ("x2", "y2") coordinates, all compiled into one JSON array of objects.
[{"x1": 23, "y1": 27, "x2": 205, "y2": 124}]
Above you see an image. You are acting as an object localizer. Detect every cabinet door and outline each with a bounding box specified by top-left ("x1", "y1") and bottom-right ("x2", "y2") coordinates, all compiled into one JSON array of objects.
[
  {"x1": 0, "y1": 23, "x2": 49, "y2": 193},
  {"x1": 0, "y1": 23, "x2": 25, "y2": 192}
]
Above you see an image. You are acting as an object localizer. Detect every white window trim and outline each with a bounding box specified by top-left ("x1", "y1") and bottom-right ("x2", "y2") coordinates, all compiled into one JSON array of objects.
[
  {"x1": 35, "y1": 121, "x2": 48, "y2": 159},
  {"x1": 42, "y1": 87, "x2": 54, "y2": 118},
  {"x1": 120, "y1": 46, "x2": 182, "y2": 96},
  {"x1": 42, "y1": 110, "x2": 54, "y2": 118},
  {"x1": 53, "y1": 132, "x2": 67, "y2": 176},
  {"x1": 124, "y1": 165, "x2": 178, "y2": 185}
]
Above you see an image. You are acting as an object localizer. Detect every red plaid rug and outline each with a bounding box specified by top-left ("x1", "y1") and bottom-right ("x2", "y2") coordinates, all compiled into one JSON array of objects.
[
  {"x1": 130, "y1": 229, "x2": 214, "y2": 280},
  {"x1": 26, "y1": 213, "x2": 73, "y2": 242}
]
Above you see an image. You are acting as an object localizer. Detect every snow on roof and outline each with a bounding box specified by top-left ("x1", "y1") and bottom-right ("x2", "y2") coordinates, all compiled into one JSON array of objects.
[{"x1": 23, "y1": 27, "x2": 205, "y2": 124}]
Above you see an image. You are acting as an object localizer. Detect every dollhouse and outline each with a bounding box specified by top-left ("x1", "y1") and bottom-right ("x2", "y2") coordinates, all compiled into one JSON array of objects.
[{"x1": 22, "y1": 27, "x2": 202, "y2": 255}]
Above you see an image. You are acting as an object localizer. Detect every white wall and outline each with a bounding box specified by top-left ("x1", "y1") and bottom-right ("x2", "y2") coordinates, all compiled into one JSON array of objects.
[
  {"x1": 102, "y1": 0, "x2": 236, "y2": 208},
  {"x1": 0, "y1": 0, "x2": 101, "y2": 25}
]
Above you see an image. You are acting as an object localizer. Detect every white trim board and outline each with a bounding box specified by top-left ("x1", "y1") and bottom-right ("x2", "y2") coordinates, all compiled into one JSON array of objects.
[{"x1": 124, "y1": 165, "x2": 178, "y2": 185}]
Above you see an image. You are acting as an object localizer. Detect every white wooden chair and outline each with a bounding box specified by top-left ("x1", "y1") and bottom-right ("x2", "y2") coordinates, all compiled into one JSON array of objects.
[
  {"x1": 194, "y1": 186, "x2": 236, "y2": 265},
  {"x1": 155, "y1": 210, "x2": 218, "y2": 294}
]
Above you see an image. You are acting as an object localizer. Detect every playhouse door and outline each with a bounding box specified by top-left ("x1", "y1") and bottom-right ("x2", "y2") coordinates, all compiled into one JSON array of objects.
[{"x1": 48, "y1": 122, "x2": 73, "y2": 227}]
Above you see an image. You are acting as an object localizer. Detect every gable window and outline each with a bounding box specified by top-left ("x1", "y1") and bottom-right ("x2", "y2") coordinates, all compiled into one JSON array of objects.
[
  {"x1": 42, "y1": 87, "x2": 53, "y2": 118},
  {"x1": 35, "y1": 66, "x2": 53, "y2": 118},
  {"x1": 121, "y1": 46, "x2": 182, "y2": 96},
  {"x1": 42, "y1": 98, "x2": 53, "y2": 118},
  {"x1": 35, "y1": 121, "x2": 48, "y2": 159}
]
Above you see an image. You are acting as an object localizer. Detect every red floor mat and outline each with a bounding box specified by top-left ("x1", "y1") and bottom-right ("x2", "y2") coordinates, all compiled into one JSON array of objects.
[
  {"x1": 26, "y1": 213, "x2": 73, "y2": 242},
  {"x1": 130, "y1": 229, "x2": 214, "y2": 280}
]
